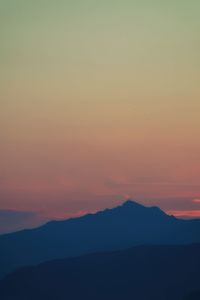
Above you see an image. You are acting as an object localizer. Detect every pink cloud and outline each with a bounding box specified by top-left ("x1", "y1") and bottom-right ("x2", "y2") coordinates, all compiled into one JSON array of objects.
[
  {"x1": 192, "y1": 198, "x2": 200, "y2": 203},
  {"x1": 167, "y1": 210, "x2": 200, "y2": 218}
]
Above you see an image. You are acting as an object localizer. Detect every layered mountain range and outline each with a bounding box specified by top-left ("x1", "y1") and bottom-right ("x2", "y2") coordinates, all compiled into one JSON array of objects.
[
  {"x1": 0, "y1": 244, "x2": 200, "y2": 300},
  {"x1": 0, "y1": 200, "x2": 200, "y2": 279}
]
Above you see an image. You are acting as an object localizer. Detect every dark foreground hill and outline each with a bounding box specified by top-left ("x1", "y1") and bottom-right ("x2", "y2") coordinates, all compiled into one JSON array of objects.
[
  {"x1": 184, "y1": 290, "x2": 200, "y2": 300},
  {"x1": 1, "y1": 200, "x2": 200, "y2": 278},
  {"x1": 0, "y1": 244, "x2": 200, "y2": 300}
]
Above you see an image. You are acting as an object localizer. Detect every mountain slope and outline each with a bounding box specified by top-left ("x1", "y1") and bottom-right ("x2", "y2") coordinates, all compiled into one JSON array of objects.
[
  {"x1": 0, "y1": 244, "x2": 200, "y2": 300},
  {"x1": 0, "y1": 200, "x2": 200, "y2": 278}
]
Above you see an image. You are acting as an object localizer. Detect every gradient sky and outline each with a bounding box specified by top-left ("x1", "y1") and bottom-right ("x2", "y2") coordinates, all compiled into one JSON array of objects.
[{"x1": 1, "y1": 0, "x2": 200, "y2": 221}]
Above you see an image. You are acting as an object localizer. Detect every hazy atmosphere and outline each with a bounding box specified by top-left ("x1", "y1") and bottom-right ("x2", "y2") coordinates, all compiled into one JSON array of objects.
[{"x1": 1, "y1": 0, "x2": 200, "y2": 227}]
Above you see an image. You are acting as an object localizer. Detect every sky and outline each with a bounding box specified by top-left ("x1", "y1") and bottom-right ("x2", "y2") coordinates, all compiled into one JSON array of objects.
[
  {"x1": 1, "y1": 0, "x2": 200, "y2": 229},
  {"x1": 0, "y1": 209, "x2": 47, "y2": 234}
]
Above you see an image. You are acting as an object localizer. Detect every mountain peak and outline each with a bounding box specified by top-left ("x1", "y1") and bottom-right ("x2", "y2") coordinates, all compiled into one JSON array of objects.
[
  {"x1": 121, "y1": 199, "x2": 145, "y2": 208},
  {"x1": 119, "y1": 200, "x2": 169, "y2": 218}
]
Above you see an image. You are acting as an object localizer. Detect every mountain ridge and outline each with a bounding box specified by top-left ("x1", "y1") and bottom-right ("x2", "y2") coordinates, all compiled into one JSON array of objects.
[
  {"x1": 44, "y1": 199, "x2": 174, "y2": 227},
  {"x1": 1, "y1": 243, "x2": 200, "y2": 300},
  {"x1": 0, "y1": 200, "x2": 174, "y2": 236},
  {"x1": 0, "y1": 199, "x2": 200, "y2": 279}
]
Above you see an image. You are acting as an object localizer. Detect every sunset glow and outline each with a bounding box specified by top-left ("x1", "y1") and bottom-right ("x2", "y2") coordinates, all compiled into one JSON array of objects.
[{"x1": 1, "y1": 0, "x2": 200, "y2": 221}]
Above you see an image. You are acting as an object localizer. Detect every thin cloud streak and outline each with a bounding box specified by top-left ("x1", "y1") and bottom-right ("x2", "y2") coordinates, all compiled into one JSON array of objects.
[
  {"x1": 193, "y1": 198, "x2": 200, "y2": 203},
  {"x1": 167, "y1": 210, "x2": 200, "y2": 219}
]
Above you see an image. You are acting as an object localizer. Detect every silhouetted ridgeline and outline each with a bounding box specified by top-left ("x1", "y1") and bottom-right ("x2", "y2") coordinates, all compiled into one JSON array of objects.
[
  {"x1": 0, "y1": 244, "x2": 200, "y2": 300},
  {"x1": 1, "y1": 200, "x2": 200, "y2": 278}
]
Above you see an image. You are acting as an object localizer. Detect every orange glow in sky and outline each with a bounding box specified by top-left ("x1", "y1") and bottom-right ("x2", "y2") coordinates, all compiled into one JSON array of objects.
[{"x1": 1, "y1": 1, "x2": 200, "y2": 219}]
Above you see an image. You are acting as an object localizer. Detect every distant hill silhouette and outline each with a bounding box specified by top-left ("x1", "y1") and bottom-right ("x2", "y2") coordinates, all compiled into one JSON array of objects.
[
  {"x1": 0, "y1": 209, "x2": 47, "y2": 234},
  {"x1": 0, "y1": 200, "x2": 200, "y2": 278},
  {"x1": 0, "y1": 244, "x2": 200, "y2": 300}
]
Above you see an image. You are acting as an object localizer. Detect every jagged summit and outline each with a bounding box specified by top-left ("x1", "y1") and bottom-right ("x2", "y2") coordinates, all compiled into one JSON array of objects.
[
  {"x1": 1, "y1": 198, "x2": 200, "y2": 281},
  {"x1": 121, "y1": 199, "x2": 145, "y2": 208},
  {"x1": 120, "y1": 200, "x2": 168, "y2": 215}
]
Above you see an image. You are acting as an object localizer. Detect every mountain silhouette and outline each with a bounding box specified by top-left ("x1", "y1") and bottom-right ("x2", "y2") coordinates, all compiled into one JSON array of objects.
[
  {"x1": 0, "y1": 200, "x2": 200, "y2": 278},
  {"x1": 0, "y1": 243, "x2": 200, "y2": 300}
]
